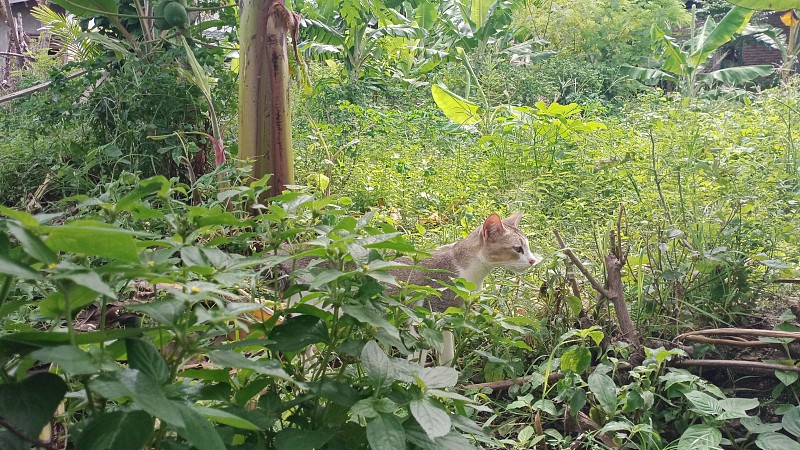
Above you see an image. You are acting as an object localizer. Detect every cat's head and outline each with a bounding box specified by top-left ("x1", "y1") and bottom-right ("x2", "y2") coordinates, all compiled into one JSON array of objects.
[{"x1": 477, "y1": 213, "x2": 537, "y2": 273}]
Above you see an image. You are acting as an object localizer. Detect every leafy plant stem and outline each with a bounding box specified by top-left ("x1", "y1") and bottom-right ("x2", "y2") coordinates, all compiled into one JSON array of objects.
[{"x1": 0, "y1": 275, "x2": 13, "y2": 309}]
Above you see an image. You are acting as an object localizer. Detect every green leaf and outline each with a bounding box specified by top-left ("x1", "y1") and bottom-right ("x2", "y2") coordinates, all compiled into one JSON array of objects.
[
  {"x1": 756, "y1": 431, "x2": 800, "y2": 450},
  {"x1": 114, "y1": 177, "x2": 170, "y2": 212},
  {"x1": 691, "y1": 6, "x2": 754, "y2": 66},
  {"x1": 0, "y1": 328, "x2": 145, "y2": 357},
  {"x1": 74, "y1": 410, "x2": 154, "y2": 450},
  {"x1": 740, "y1": 416, "x2": 782, "y2": 434},
  {"x1": 89, "y1": 369, "x2": 185, "y2": 428},
  {"x1": 6, "y1": 221, "x2": 58, "y2": 264},
  {"x1": 207, "y1": 350, "x2": 293, "y2": 381},
  {"x1": 588, "y1": 372, "x2": 617, "y2": 415},
  {"x1": 620, "y1": 65, "x2": 676, "y2": 85},
  {"x1": 676, "y1": 424, "x2": 722, "y2": 450},
  {"x1": 126, "y1": 338, "x2": 170, "y2": 385},
  {"x1": 704, "y1": 65, "x2": 774, "y2": 84},
  {"x1": 128, "y1": 299, "x2": 186, "y2": 325},
  {"x1": 776, "y1": 370, "x2": 799, "y2": 386},
  {"x1": 268, "y1": 315, "x2": 328, "y2": 352},
  {"x1": 51, "y1": 0, "x2": 118, "y2": 17},
  {"x1": 274, "y1": 428, "x2": 334, "y2": 450},
  {"x1": 410, "y1": 398, "x2": 451, "y2": 439},
  {"x1": 361, "y1": 340, "x2": 393, "y2": 387},
  {"x1": 350, "y1": 398, "x2": 380, "y2": 419},
  {"x1": 560, "y1": 345, "x2": 591, "y2": 374},
  {"x1": 31, "y1": 345, "x2": 112, "y2": 375},
  {"x1": 0, "y1": 254, "x2": 40, "y2": 279},
  {"x1": 725, "y1": 0, "x2": 800, "y2": 10},
  {"x1": 0, "y1": 206, "x2": 39, "y2": 226},
  {"x1": 419, "y1": 366, "x2": 459, "y2": 389},
  {"x1": 783, "y1": 406, "x2": 800, "y2": 437},
  {"x1": 192, "y1": 406, "x2": 262, "y2": 431},
  {"x1": 415, "y1": 0, "x2": 438, "y2": 29},
  {"x1": 431, "y1": 84, "x2": 481, "y2": 126},
  {"x1": 367, "y1": 413, "x2": 406, "y2": 450},
  {"x1": 39, "y1": 286, "x2": 99, "y2": 318},
  {"x1": 173, "y1": 402, "x2": 226, "y2": 450},
  {"x1": 684, "y1": 391, "x2": 721, "y2": 416},
  {"x1": 0, "y1": 373, "x2": 67, "y2": 449},
  {"x1": 43, "y1": 221, "x2": 140, "y2": 263},
  {"x1": 54, "y1": 269, "x2": 117, "y2": 298}
]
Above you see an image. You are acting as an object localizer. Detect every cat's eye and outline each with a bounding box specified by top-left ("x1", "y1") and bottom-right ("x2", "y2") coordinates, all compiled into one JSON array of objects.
[{"x1": 513, "y1": 246, "x2": 523, "y2": 254}]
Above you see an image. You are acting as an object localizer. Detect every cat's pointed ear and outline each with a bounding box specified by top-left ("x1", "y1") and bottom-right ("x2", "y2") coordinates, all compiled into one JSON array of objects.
[
  {"x1": 481, "y1": 214, "x2": 506, "y2": 240},
  {"x1": 503, "y1": 212, "x2": 523, "y2": 227}
]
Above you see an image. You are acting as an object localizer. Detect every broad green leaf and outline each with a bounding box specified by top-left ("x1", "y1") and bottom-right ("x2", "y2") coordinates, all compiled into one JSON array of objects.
[
  {"x1": 90, "y1": 369, "x2": 185, "y2": 428},
  {"x1": 588, "y1": 372, "x2": 617, "y2": 415},
  {"x1": 309, "y1": 380, "x2": 360, "y2": 407},
  {"x1": 54, "y1": 269, "x2": 116, "y2": 298},
  {"x1": 0, "y1": 328, "x2": 145, "y2": 357},
  {"x1": 207, "y1": 350, "x2": 293, "y2": 381},
  {"x1": 704, "y1": 65, "x2": 774, "y2": 84},
  {"x1": 361, "y1": 340, "x2": 394, "y2": 387},
  {"x1": 31, "y1": 345, "x2": 113, "y2": 375},
  {"x1": 38, "y1": 286, "x2": 96, "y2": 319},
  {"x1": 367, "y1": 413, "x2": 406, "y2": 450},
  {"x1": 410, "y1": 398, "x2": 451, "y2": 439},
  {"x1": 51, "y1": 0, "x2": 118, "y2": 17},
  {"x1": 740, "y1": 416, "x2": 782, "y2": 434},
  {"x1": 692, "y1": 7, "x2": 754, "y2": 66},
  {"x1": 0, "y1": 373, "x2": 67, "y2": 449},
  {"x1": 783, "y1": 406, "x2": 800, "y2": 437},
  {"x1": 268, "y1": 315, "x2": 328, "y2": 352},
  {"x1": 0, "y1": 206, "x2": 39, "y2": 226},
  {"x1": 173, "y1": 402, "x2": 226, "y2": 450},
  {"x1": 43, "y1": 221, "x2": 140, "y2": 263},
  {"x1": 419, "y1": 366, "x2": 459, "y2": 389},
  {"x1": 350, "y1": 398, "x2": 381, "y2": 419},
  {"x1": 274, "y1": 428, "x2": 334, "y2": 450},
  {"x1": 114, "y1": 177, "x2": 170, "y2": 212},
  {"x1": 6, "y1": 221, "x2": 57, "y2": 263},
  {"x1": 676, "y1": 424, "x2": 722, "y2": 450},
  {"x1": 74, "y1": 410, "x2": 154, "y2": 450},
  {"x1": 620, "y1": 66, "x2": 677, "y2": 84},
  {"x1": 431, "y1": 84, "x2": 481, "y2": 126},
  {"x1": 756, "y1": 431, "x2": 800, "y2": 450},
  {"x1": 775, "y1": 370, "x2": 799, "y2": 386},
  {"x1": 684, "y1": 391, "x2": 722, "y2": 416},
  {"x1": 726, "y1": 0, "x2": 800, "y2": 10},
  {"x1": 128, "y1": 299, "x2": 186, "y2": 325},
  {"x1": 126, "y1": 338, "x2": 169, "y2": 385},
  {"x1": 0, "y1": 254, "x2": 40, "y2": 279},
  {"x1": 192, "y1": 406, "x2": 262, "y2": 430},
  {"x1": 415, "y1": 0, "x2": 438, "y2": 29},
  {"x1": 560, "y1": 345, "x2": 591, "y2": 374}
]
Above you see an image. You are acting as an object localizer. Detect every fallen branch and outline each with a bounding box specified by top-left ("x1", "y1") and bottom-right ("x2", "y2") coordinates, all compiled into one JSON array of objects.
[
  {"x1": 676, "y1": 328, "x2": 800, "y2": 341},
  {"x1": 0, "y1": 68, "x2": 89, "y2": 104},
  {"x1": 461, "y1": 373, "x2": 563, "y2": 391},
  {"x1": 673, "y1": 359, "x2": 800, "y2": 374}
]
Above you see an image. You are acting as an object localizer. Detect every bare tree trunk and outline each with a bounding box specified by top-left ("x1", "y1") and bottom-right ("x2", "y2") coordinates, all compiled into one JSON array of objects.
[{"x1": 238, "y1": 0, "x2": 296, "y2": 197}]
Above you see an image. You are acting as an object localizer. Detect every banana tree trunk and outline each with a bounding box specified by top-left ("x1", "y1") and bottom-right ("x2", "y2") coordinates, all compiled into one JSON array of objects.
[{"x1": 238, "y1": 0, "x2": 294, "y2": 197}]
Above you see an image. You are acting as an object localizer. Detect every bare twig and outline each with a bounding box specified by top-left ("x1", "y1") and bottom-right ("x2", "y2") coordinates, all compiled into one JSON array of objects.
[
  {"x1": 553, "y1": 229, "x2": 612, "y2": 299},
  {"x1": 673, "y1": 359, "x2": 800, "y2": 374},
  {"x1": 676, "y1": 328, "x2": 800, "y2": 341},
  {"x1": 774, "y1": 279, "x2": 800, "y2": 284},
  {"x1": 0, "y1": 69, "x2": 89, "y2": 104},
  {"x1": 680, "y1": 336, "x2": 778, "y2": 347}
]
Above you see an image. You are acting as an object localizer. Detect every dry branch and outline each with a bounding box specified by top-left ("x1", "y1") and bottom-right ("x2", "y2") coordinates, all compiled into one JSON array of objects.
[
  {"x1": 676, "y1": 328, "x2": 800, "y2": 341},
  {"x1": 0, "y1": 69, "x2": 89, "y2": 104},
  {"x1": 673, "y1": 359, "x2": 800, "y2": 374}
]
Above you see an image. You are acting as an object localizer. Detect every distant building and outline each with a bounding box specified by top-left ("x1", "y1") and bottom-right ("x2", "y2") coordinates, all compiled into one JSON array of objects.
[{"x1": 0, "y1": 0, "x2": 45, "y2": 53}]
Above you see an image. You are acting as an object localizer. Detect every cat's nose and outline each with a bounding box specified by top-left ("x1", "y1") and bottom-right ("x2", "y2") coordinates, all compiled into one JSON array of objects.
[{"x1": 528, "y1": 258, "x2": 535, "y2": 265}]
